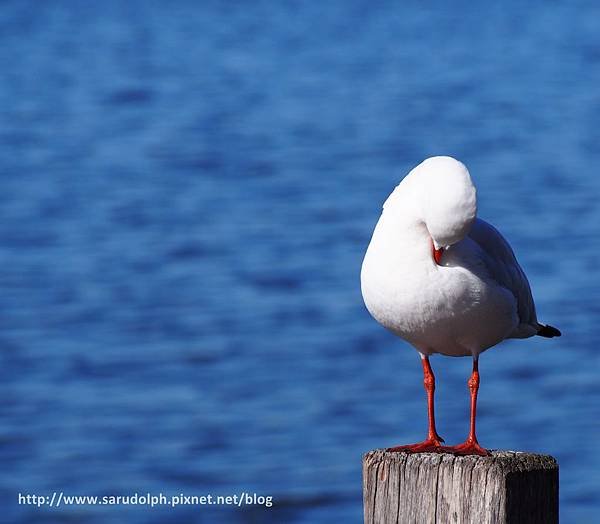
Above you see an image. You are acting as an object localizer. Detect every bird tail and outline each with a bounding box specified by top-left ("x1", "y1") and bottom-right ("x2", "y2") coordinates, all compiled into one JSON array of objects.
[{"x1": 537, "y1": 324, "x2": 561, "y2": 338}]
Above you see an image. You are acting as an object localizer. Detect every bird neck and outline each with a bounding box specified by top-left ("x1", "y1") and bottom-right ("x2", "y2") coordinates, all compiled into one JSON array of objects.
[{"x1": 373, "y1": 210, "x2": 434, "y2": 266}]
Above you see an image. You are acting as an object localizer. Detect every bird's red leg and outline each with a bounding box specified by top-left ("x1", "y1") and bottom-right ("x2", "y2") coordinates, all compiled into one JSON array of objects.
[
  {"x1": 444, "y1": 358, "x2": 489, "y2": 456},
  {"x1": 388, "y1": 356, "x2": 445, "y2": 453}
]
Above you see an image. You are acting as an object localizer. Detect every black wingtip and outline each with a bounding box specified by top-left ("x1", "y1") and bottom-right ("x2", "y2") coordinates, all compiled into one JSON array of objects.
[{"x1": 537, "y1": 324, "x2": 561, "y2": 338}]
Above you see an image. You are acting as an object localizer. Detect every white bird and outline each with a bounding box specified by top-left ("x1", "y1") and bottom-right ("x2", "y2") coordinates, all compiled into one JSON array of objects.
[{"x1": 360, "y1": 156, "x2": 560, "y2": 455}]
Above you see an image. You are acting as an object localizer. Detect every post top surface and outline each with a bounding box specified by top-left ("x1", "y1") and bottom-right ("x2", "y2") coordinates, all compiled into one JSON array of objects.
[{"x1": 363, "y1": 449, "x2": 558, "y2": 472}]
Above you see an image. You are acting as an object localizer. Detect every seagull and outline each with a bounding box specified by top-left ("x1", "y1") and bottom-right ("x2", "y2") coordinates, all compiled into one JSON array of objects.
[{"x1": 360, "y1": 156, "x2": 560, "y2": 456}]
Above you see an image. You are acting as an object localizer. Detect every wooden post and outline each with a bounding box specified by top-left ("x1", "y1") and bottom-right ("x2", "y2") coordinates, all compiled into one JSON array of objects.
[{"x1": 363, "y1": 450, "x2": 558, "y2": 524}]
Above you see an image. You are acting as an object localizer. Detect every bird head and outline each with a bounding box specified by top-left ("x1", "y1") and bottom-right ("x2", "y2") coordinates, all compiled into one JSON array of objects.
[{"x1": 417, "y1": 156, "x2": 477, "y2": 252}]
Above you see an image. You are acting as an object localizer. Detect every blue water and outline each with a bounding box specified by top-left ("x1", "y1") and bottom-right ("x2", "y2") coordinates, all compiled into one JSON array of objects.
[{"x1": 1, "y1": 2, "x2": 599, "y2": 522}]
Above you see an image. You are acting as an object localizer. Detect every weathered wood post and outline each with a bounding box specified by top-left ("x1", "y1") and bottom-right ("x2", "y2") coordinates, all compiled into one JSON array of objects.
[{"x1": 363, "y1": 450, "x2": 558, "y2": 524}]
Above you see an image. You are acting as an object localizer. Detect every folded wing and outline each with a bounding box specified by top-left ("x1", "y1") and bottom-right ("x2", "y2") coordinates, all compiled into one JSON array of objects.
[{"x1": 468, "y1": 218, "x2": 539, "y2": 338}]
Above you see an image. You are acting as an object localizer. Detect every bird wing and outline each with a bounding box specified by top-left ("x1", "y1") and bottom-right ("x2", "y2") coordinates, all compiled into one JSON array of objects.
[{"x1": 467, "y1": 218, "x2": 538, "y2": 338}]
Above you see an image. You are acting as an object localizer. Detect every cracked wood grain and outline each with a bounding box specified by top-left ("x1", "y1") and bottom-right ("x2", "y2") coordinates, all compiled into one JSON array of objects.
[{"x1": 363, "y1": 450, "x2": 558, "y2": 524}]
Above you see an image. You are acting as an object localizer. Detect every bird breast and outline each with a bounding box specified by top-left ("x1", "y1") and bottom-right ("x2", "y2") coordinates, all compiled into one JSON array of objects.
[{"x1": 361, "y1": 229, "x2": 518, "y2": 357}]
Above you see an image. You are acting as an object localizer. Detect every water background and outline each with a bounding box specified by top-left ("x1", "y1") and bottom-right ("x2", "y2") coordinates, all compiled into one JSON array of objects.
[{"x1": 1, "y1": 2, "x2": 599, "y2": 522}]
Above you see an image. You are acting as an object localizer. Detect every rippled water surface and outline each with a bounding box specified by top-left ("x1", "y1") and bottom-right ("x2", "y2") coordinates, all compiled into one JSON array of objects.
[{"x1": 1, "y1": 2, "x2": 599, "y2": 522}]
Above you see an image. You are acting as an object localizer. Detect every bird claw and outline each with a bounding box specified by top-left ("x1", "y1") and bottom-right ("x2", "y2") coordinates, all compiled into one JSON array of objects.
[
  {"x1": 387, "y1": 437, "x2": 445, "y2": 453},
  {"x1": 441, "y1": 439, "x2": 489, "y2": 456},
  {"x1": 388, "y1": 436, "x2": 489, "y2": 456}
]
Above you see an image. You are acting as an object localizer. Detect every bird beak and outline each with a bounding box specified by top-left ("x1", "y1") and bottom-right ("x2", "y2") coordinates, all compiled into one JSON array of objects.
[{"x1": 431, "y1": 239, "x2": 444, "y2": 265}]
